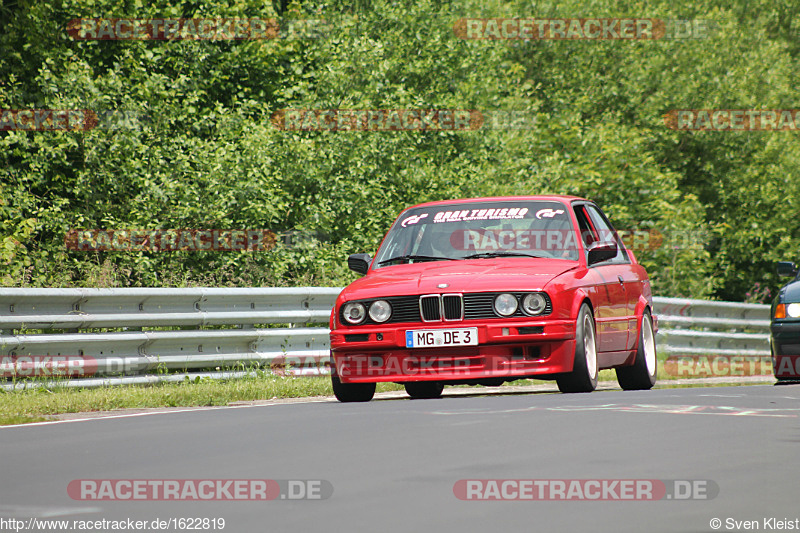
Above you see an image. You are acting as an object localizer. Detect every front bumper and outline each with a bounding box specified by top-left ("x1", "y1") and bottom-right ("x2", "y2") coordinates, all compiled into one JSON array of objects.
[
  {"x1": 770, "y1": 320, "x2": 800, "y2": 378},
  {"x1": 331, "y1": 319, "x2": 576, "y2": 383}
]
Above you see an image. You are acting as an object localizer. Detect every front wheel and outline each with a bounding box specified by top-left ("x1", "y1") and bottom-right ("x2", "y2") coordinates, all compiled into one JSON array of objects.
[
  {"x1": 332, "y1": 375, "x2": 375, "y2": 402},
  {"x1": 404, "y1": 381, "x2": 444, "y2": 399},
  {"x1": 557, "y1": 304, "x2": 598, "y2": 393},
  {"x1": 616, "y1": 310, "x2": 657, "y2": 390}
]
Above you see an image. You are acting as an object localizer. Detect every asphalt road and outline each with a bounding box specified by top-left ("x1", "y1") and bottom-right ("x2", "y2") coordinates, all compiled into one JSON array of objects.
[{"x1": 2, "y1": 384, "x2": 799, "y2": 533}]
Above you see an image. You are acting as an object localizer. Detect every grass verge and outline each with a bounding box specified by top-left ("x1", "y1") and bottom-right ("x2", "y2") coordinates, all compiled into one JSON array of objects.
[{"x1": 0, "y1": 374, "x2": 403, "y2": 426}]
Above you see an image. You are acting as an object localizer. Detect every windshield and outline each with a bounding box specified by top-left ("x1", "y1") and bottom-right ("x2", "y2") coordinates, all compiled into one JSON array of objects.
[{"x1": 373, "y1": 201, "x2": 580, "y2": 269}]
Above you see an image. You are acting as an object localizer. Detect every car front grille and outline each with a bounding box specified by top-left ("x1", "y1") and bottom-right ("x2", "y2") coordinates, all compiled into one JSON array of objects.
[
  {"x1": 443, "y1": 295, "x2": 463, "y2": 320},
  {"x1": 342, "y1": 292, "x2": 551, "y2": 325},
  {"x1": 420, "y1": 295, "x2": 442, "y2": 321}
]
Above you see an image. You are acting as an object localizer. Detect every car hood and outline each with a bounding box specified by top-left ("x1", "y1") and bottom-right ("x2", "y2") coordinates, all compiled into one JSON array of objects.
[
  {"x1": 779, "y1": 279, "x2": 800, "y2": 303},
  {"x1": 341, "y1": 259, "x2": 578, "y2": 299}
]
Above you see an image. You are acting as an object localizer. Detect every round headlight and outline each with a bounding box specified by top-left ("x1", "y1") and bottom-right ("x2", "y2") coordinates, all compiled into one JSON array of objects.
[
  {"x1": 787, "y1": 303, "x2": 800, "y2": 318},
  {"x1": 342, "y1": 302, "x2": 366, "y2": 324},
  {"x1": 369, "y1": 300, "x2": 392, "y2": 323},
  {"x1": 522, "y1": 293, "x2": 547, "y2": 315},
  {"x1": 494, "y1": 293, "x2": 518, "y2": 316}
]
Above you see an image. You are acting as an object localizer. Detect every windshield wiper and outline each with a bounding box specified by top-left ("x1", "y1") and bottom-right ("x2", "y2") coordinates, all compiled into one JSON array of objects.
[
  {"x1": 462, "y1": 252, "x2": 548, "y2": 259},
  {"x1": 378, "y1": 254, "x2": 457, "y2": 265}
]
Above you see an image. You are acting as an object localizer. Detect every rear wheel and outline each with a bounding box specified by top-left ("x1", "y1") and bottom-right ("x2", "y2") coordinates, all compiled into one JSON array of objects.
[
  {"x1": 557, "y1": 304, "x2": 598, "y2": 393},
  {"x1": 332, "y1": 375, "x2": 375, "y2": 402},
  {"x1": 616, "y1": 310, "x2": 657, "y2": 390},
  {"x1": 404, "y1": 381, "x2": 444, "y2": 399}
]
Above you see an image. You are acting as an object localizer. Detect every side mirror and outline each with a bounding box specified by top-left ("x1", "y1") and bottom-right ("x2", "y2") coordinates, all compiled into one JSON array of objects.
[
  {"x1": 587, "y1": 241, "x2": 617, "y2": 266},
  {"x1": 777, "y1": 261, "x2": 798, "y2": 277},
  {"x1": 348, "y1": 253, "x2": 372, "y2": 275}
]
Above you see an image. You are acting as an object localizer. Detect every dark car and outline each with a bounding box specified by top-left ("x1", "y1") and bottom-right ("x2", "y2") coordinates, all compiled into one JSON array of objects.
[
  {"x1": 329, "y1": 195, "x2": 658, "y2": 402},
  {"x1": 770, "y1": 261, "x2": 800, "y2": 381}
]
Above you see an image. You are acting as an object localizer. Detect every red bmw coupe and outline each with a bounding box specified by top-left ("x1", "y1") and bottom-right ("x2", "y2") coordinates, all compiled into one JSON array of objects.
[{"x1": 329, "y1": 196, "x2": 657, "y2": 402}]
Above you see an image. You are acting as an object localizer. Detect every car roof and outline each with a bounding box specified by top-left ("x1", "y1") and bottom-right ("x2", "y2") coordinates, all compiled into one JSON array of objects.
[{"x1": 406, "y1": 195, "x2": 589, "y2": 209}]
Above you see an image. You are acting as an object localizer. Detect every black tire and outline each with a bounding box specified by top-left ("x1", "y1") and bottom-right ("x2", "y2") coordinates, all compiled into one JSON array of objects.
[
  {"x1": 331, "y1": 375, "x2": 375, "y2": 402},
  {"x1": 616, "y1": 309, "x2": 657, "y2": 390},
  {"x1": 557, "y1": 304, "x2": 598, "y2": 393},
  {"x1": 404, "y1": 381, "x2": 444, "y2": 399}
]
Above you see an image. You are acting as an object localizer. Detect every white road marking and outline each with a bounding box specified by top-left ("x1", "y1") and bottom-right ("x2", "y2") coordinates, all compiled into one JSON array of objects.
[
  {"x1": 0, "y1": 505, "x2": 102, "y2": 518},
  {"x1": 430, "y1": 403, "x2": 800, "y2": 418}
]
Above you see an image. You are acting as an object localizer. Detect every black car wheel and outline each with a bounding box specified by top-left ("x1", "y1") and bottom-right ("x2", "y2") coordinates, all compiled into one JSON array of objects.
[
  {"x1": 332, "y1": 374, "x2": 376, "y2": 402},
  {"x1": 616, "y1": 309, "x2": 657, "y2": 390},
  {"x1": 404, "y1": 381, "x2": 444, "y2": 399},
  {"x1": 557, "y1": 303, "x2": 598, "y2": 393}
]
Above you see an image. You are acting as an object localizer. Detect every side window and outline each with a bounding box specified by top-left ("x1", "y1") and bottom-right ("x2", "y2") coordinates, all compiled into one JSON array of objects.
[
  {"x1": 573, "y1": 205, "x2": 599, "y2": 247},
  {"x1": 585, "y1": 205, "x2": 629, "y2": 263}
]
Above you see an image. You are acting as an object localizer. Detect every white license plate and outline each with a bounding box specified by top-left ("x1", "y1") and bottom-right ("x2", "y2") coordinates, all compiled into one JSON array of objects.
[{"x1": 405, "y1": 328, "x2": 478, "y2": 348}]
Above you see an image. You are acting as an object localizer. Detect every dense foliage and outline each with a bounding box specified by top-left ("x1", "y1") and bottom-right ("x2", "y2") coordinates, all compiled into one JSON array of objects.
[{"x1": 2, "y1": 0, "x2": 799, "y2": 301}]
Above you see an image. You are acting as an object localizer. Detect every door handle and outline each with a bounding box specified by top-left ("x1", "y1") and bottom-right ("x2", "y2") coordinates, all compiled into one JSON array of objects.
[{"x1": 618, "y1": 275, "x2": 624, "y2": 284}]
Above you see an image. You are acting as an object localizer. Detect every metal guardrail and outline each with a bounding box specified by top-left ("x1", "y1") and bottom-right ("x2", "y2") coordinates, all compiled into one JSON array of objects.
[
  {"x1": 0, "y1": 287, "x2": 340, "y2": 329},
  {"x1": 0, "y1": 289, "x2": 772, "y2": 389},
  {"x1": 652, "y1": 297, "x2": 771, "y2": 357},
  {"x1": 0, "y1": 288, "x2": 340, "y2": 389}
]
